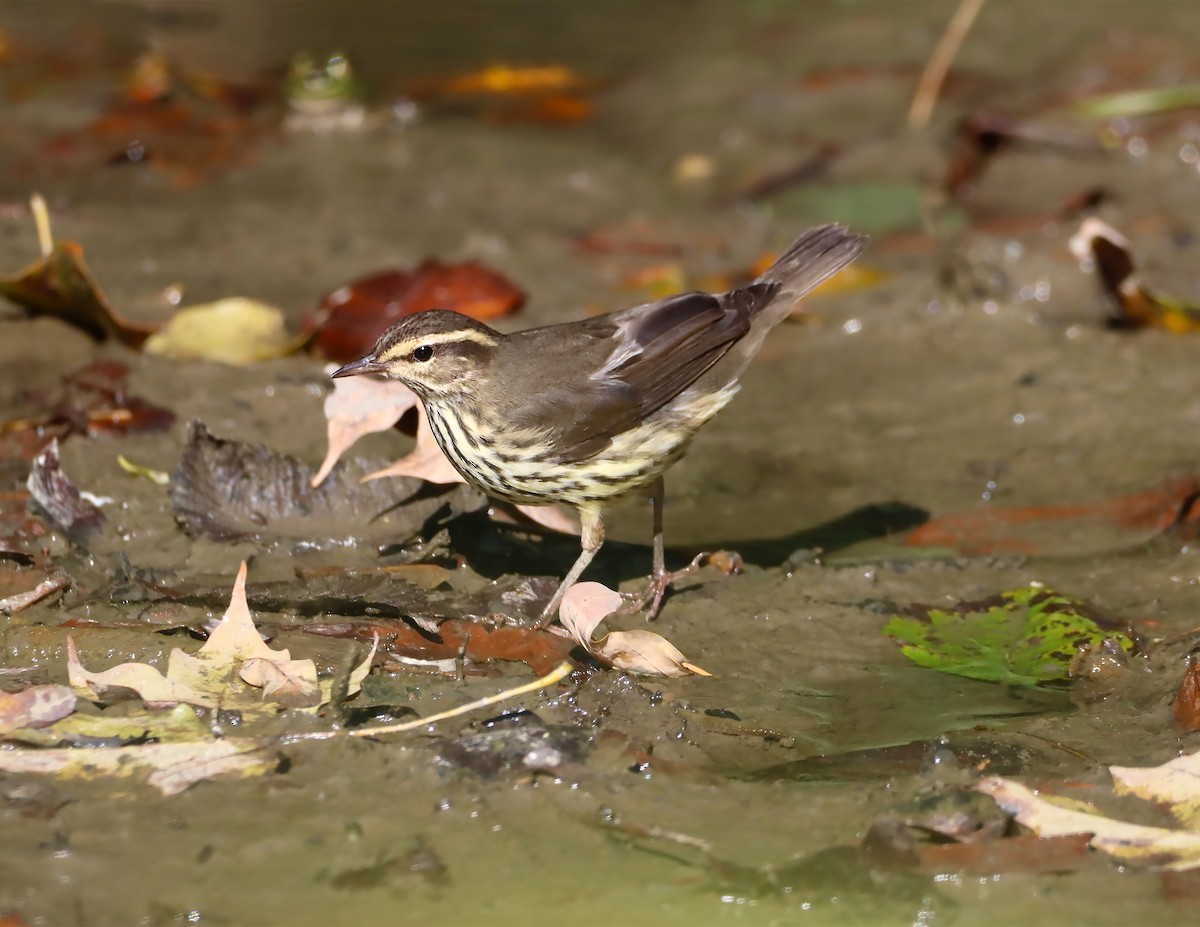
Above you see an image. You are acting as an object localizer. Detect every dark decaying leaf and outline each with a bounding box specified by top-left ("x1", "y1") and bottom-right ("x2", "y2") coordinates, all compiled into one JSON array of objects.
[
  {"x1": 311, "y1": 261, "x2": 525, "y2": 364},
  {"x1": 0, "y1": 241, "x2": 160, "y2": 347},
  {"x1": 169, "y1": 420, "x2": 484, "y2": 546},
  {"x1": 26, "y1": 439, "x2": 106, "y2": 539}
]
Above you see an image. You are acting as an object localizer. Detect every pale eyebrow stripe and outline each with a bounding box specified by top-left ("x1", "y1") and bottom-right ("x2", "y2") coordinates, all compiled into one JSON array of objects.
[{"x1": 378, "y1": 328, "x2": 498, "y2": 362}]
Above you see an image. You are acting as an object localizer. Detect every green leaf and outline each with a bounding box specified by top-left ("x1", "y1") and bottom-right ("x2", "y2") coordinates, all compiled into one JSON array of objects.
[{"x1": 883, "y1": 586, "x2": 1135, "y2": 688}]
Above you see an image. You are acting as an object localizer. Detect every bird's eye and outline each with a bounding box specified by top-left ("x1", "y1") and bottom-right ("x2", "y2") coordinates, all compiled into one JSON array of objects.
[{"x1": 411, "y1": 345, "x2": 434, "y2": 362}]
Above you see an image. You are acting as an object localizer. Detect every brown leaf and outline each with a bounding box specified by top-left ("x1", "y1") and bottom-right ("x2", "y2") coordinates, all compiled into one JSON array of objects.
[
  {"x1": 1174, "y1": 657, "x2": 1200, "y2": 733},
  {"x1": 312, "y1": 262, "x2": 525, "y2": 364},
  {"x1": 0, "y1": 239, "x2": 159, "y2": 347},
  {"x1": 0, "y1": 684, "x2": 76, "y2": 734}
]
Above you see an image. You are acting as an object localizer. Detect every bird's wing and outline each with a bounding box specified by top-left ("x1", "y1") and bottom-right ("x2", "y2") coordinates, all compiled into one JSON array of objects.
[{"x1": 511, "y1": 287, "x2": 775, "y2": 462}]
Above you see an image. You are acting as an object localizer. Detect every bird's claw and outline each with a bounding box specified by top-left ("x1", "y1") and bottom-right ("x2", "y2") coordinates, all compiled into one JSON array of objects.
[{"x1": 619, "y1": 551, "x2": 712, "y2": 621}]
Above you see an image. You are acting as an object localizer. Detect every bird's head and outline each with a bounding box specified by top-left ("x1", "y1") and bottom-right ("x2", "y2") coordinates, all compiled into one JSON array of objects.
[{"x1": 330, "y1": 310, "x2": 502, "y2": 401}]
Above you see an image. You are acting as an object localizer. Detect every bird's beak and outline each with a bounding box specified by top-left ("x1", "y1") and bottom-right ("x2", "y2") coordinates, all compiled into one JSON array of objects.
[{"x1": 330, "y1": 355, "x2": 387, "y2": 378}]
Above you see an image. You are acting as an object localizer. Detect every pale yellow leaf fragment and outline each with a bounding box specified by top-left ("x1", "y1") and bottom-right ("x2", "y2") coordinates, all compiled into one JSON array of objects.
[
  {"x1": 67, "y1": 636, "x2": 199, "y2": 707},
  {"x1": 0, "y1": 737, "x2": 277, "y2": 795},
  {"x1": 312, "y1": 371, "x2": 418, "y2": 488},
  {"x1": 559, "y1": 582, "x2": 709, "y2": 678},
  {"x1": 239, "y1": 657, "x2": 321, "y2": 708},
  {"x1": 348, "y1": 633, "x2": 379, "y2": 697},
  {"x1": 1111, "y1": 751, "x2": 1200, "y2": 831},
  {"x1": 144, "y1": 297, "x2": 305, "y2": 365},
  {"x1": 978, "y1": 777, "x2": 1200, "y2": 871}
]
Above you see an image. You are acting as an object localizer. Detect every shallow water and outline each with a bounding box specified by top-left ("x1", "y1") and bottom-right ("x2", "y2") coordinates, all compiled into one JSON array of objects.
[{"x1": 2, "y1": 1, "x2": 1200, "y2": 924}]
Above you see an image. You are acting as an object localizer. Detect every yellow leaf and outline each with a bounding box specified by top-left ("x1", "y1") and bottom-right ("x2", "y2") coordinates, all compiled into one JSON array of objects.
[{"x1": 143, "y1": 297, "x2": 307, "y2": 364}]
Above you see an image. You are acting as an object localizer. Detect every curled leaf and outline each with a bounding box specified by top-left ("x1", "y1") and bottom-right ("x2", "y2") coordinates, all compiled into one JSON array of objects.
[{"x1": 558, "y1": 582, "x2": 709, "y2": 678}]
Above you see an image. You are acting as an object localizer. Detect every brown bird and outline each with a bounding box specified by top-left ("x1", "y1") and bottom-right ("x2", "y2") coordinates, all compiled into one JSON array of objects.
[{"x1": 332, "y1": 225, "x2": 865, "y2": 626}]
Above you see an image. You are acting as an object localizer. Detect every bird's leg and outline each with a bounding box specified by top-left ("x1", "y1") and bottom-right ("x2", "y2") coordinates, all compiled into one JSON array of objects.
[
  {"x1": 536, "y1": 505, "x2": 604, "y2": 628},
  {"x1": 621, "y1": 477, "x2": 709, "y2": 621}
]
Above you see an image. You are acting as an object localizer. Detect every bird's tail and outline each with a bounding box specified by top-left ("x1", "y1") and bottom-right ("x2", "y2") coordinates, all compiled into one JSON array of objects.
[{"x1": 754, "y1": 223, "x2": 867, "y2": 311}]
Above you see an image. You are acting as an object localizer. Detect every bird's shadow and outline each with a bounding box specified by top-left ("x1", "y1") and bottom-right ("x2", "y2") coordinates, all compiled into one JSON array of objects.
[{"x1": 446, "y1": 501, "x2": 930, "y2": 589}]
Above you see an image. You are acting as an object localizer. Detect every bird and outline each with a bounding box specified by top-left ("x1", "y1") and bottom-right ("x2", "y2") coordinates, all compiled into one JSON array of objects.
[{"x1": 331, "y1": 224, "x2": 866, "y2": 627}]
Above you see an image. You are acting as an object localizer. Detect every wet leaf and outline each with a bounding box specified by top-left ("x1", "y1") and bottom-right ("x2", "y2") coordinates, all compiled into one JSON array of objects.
[
  {"x1": 559, "y1": 581, "x2": 710, "y2": 678},
  {"x1": 143, "y1": 297, "x2": 309, "y2": 364},
  {"x1": 6, "y1": 703, "x2": 210, "y2": 747},
  {"x1": 1174, "y1": 657, "x2": 1200, "y2": 733},
  {"x1": 0, "y1": 737, "x2": 278, "y2": 796},
  {"x1": 883, "y1": 586, "x2": 1136, "y2": 687},
  {"x1": 312, "y1": 262, "x2": 525, "y2": 364},
  {"x1": 1111, "y1": 752, "x2": 1200, "y2": 830},
  {"x1": 0, "y1": 684, "x2": 75, "y2": 734},
  {"x1": 68, "y1": 562, "x2": 324, "y2": 712},
  {"x1": 171, "y1": 420, "x2": 476, "y2": 546},
  {"x1": 1070, "y1": 217, "x2": 1200, "y2": 332},
  {"x1": 979, "y1": 775, "x2": 1200, "y2": 871},
  {"x1": 26, "y1": 438, "x2": 105, "y2": 539},
  {"x1": 0, "y1": 572, "x2": 70, "y2": 615},
  {"x1": 904, "y1": 476, "x2": 1200, "y2": 555}
]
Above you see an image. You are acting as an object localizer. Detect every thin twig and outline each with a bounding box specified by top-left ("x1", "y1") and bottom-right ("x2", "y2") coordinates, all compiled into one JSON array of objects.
[
  {"x1": 29, "y1": 192, "x2": 53, "y2": 258},
  {"x1": 908, "y1": 0, "x2": 987, "y2": 129},
  {"x1": 284, "y1": 660, "x2": 573, "y2": 743}
]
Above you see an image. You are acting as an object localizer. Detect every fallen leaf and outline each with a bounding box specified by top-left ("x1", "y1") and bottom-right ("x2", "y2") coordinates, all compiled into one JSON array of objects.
[
  {"x1": 68, "y1": 562, "x2": 324, "y2": 712},
  {"x1": 1174, "y1": 657, "x2": 1200, "y2": 733},
  {"x1": 1075, "y1": 85, "x2": 1200, "y2": 118},
  {"x1": 6, "y1": 703, "x2": 210, "y2": 747},
  {"x1": 0, "y1": 737, "x2": 277, "y2": 796},
  {"x1": 317, "y1": 381, "x2": 580, "y2": 535},
  {"x1": 171, "y1": 420, "x2": 475, "y2": 546},
  {"x1": 116, "y1": 454, "x2": 169, "y2": 485},
  {"x1": 1111, "y1": 752, "x2": 1200, "y2": 830},
  {"x1": 312, "y1": 262, "x2": 525, "y2": 364},
  {"x1": 558, "y1": 581, "x2": 710, "y2": 678},
  {"x1": 1070, "y1": 217, "x2": 1200, "y2": 332},
  {"x1": 26, "y1": 438, "x2": 105, "y2": 539},
  {"x1": 904, "y1": 476, "x2": 1200, "y2": 555},
  {"x1": 978, "y1": 776, "x2": 1200, "y2": 870},
  {"x1": 0, "y1": 213, "x2": 159, "y2": 347},
  {"x1": 0, "y1": 685, "x2": 76, "y2": 734},
  {"x1": 0, "y1": 572, "x2": 70, "y2": 615},
  {"x1": 143, "y1": 297, "x2": 309, "y2": 364},
  {"x1": 883, "y1": 586, "x2": 1136, "y2": 688},
  {"x1": 312, "y1": 371, "x2": 418, "y2": 487}
]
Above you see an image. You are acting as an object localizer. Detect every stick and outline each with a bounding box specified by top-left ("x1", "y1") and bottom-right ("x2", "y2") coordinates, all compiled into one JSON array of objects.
[{"x1": 908, "y1": 0, "x2": 986, "y2": 129}]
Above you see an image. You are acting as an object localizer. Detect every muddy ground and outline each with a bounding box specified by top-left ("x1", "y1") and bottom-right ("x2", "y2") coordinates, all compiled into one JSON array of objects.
[{"x1": 2, "y1": 1, "x2": 1200, "y2": 924}]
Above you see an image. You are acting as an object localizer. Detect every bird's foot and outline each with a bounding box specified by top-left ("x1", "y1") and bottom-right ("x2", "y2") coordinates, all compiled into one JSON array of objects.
[{"x1": 620, "y1": 552, "x2": 710, "y2": 621}]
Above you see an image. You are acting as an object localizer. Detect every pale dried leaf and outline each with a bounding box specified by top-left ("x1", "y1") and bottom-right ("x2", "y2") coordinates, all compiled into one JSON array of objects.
[
  {"x1": 559, "y1": 581, "x2": 626, "y2": 647},
  {"x1": 595, "y1": 629, "x2": 711, "y2": 678},
  {"x1": 1111, "y1": 751, "x2": 1200, "y2": 830},
  {"x1": 0, "y1": 737, "x2": 277, "y2": 795},
  {"x1": 7, "y1": 703, "x2": 210, "y2": 746},
  {"x1": 978, "y1": 776, "x2": 1200, "y2": 871},
  {"x1": 511, "y1": 503, "x2": 581, "y2": 535},
  {"x1": 363, "y1": 403, "x2": 463, "y2": 485},
  {"x1": 201, "y1": 561, "x2": 287, "y2": 663},
  {"x1": 559, "y1": 582, "x2": 709, "y2": 678},
  {"x1": 312, "y1": 371, "x2": 418, "y2": 487},
  {"x1": 0, "y1": 684, "x2": 76, "y2": 734},
  {"x1": 348, "y1": 633, "x2": 379, "y2": 696},
  {"x1": 68, "y1": 636, "x2": 199, "y2": 707},
  {"x1": 239, "y1": 656, "x2": 321, "y2": 708}
]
